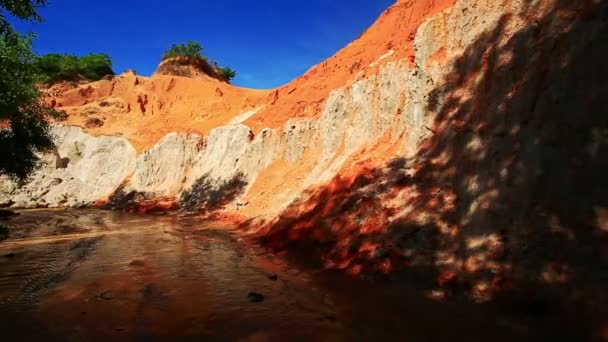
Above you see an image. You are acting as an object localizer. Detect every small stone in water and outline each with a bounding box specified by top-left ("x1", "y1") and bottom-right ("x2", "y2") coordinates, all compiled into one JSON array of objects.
[
  {"x1": 319, "y1": 313, "x2": 338, "y2": 322},
  {"x1": 129, "y1": 259, "x2": 145, "y2": 267},
  {"x1": 248, "y1": 292, "x2": 265, "y2": 303},
  {"x1": 97, "y1": 291, "x2": 114, "y2": 300}
]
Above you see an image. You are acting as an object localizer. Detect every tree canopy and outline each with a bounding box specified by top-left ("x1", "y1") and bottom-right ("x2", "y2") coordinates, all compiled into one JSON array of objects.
[
  {"x1": 162, "y1": 41, "x2": 205, "y2": 61},
  {"x1": 33, "y1": 52, "x2": 114, "y2": 83},
  {"x1": 218, "y1": 66, "x2": 236, "y2": 81},
  {"x1": 0, "y1": 0, "x2": 62, "y2": 180},
  {"x1": 0, "y1": 0, "x2": 45, "y2": 34}
]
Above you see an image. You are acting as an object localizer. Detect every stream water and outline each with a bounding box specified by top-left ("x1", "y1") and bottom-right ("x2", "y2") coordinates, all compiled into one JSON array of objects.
[{"x1": 0, "y1": 209, "x2": 594, "y2": 341}]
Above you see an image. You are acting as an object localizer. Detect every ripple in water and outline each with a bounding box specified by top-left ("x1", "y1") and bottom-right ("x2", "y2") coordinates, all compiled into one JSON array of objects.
[{"x1": 0, "y1": 209, "x2": 593, "y2": 340}]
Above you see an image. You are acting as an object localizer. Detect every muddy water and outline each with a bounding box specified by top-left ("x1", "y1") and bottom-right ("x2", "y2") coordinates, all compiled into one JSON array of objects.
[{"x1": 0, "y1": 210, "x2": 590, "y2": 341}]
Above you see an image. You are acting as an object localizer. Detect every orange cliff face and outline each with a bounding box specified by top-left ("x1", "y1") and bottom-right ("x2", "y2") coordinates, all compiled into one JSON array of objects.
[
  {"x1": 46, "y1": 0, "x2": 455, "y2": 151},
  {"x1": 243, "y1": 0, "x2": 456, "y2": 133},
  {"x1": 45, "y1": 71, "x2": 270, "y2": 152}
]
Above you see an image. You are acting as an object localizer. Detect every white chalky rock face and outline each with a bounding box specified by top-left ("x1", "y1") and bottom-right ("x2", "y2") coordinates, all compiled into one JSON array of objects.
[
  {"x1": 0, "y1": 178, "x2": 17, "y2": 207},
  {"x1": 1, "y1": 125, "x2": 136, "y2": 208},
  {"x1": 130, "y1": 133, "x2": 204, "y2": 197}
]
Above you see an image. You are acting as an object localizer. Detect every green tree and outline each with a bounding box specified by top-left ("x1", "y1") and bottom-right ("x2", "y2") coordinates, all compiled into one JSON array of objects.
[
  {"x1": 0, "y1": 0, "x2": 45, "y2": 34},
  {"x1": 218, "y1": 66, "x2": 236, "y2": 81},
  {"x1": 162, "y1": 41, "x2": 205, "y2": 61},
  {"x1": 0, "y1": 0, "x2": 62, "y2": 180},
  {"x1": 33, "y1": 52, "x2": 114, "y2": 83},
  {"x1": 78, "y1": 53, "x2": 113, "y2": 80},
  {"x1": 161, "y1": 40, "x2": 237, "y2": 83}
]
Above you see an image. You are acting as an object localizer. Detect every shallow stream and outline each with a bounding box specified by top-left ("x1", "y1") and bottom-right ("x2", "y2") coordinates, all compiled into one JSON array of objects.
[{"x1": 0, "y1": 209, "x2": 592, "y2": 341}]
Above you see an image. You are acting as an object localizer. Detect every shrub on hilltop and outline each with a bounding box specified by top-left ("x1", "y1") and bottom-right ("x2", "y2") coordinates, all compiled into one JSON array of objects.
[
  {"x1": 161, "y1": 41, "x2": 237, "y2": 82},
  {"x1": 162, "y1": 41, "x2": 205, "y2": 61},
  {"x1": 218, "y1": 66, "x2": 236, "y2": 81}
]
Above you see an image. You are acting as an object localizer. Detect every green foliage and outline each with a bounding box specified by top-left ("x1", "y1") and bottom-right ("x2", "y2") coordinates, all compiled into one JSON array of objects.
[
  {"x1": 218, "y1": 66, "x2": 236, "y2": 81},
  {"x1": 0, "y1": 0, "x2": 46, "y2": 34},
  {"x1": 162, "y1": 41, "x2": 205, "y2": 61},
  {"x1": 33, "y1": 52, "x2": 114, "y2": 83},
  {"x1": 0, "y1": 0, "x2": 62, "y2": 180},
  {"x1": 79, "y1": 53, "x2": 113, "y2": 80},
  {"x1": 161, "y1": 41, "x2": 238, "y2": 82}
]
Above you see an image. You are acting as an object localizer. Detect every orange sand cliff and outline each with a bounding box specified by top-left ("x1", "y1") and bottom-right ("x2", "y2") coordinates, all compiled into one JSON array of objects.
[{"x1": 46, "y1": 0, "x2": 454, "y2": 151}]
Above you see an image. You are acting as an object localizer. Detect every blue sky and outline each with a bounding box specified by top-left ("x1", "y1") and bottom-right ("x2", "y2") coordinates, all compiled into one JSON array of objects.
[{"x1": 9, "y1": 0, "x2": 394, "y2": 89}]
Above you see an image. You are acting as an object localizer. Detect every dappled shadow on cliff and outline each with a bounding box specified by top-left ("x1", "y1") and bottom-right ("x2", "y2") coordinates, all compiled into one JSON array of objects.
[
  {"x1": 102, "y1": 184, "x2": 148, "y2": 211},
  {"x1": 256, "y1": 160, "x2": 453, "y2": 286},
  {"x1": 102, "y1": 173, "x2": 247, "y2": 214},
  {"x1": 179, "y1": 172, "x2": 247, "y2": 213},
  {"x1": 258, "y1": 0, "x2": 608, "y2": 338},
  {"x1": 101, "y1": 184, "x2": 178, "y2": 214},
  {"x1": 411, "y1": 0, "x2": 608, "y2": 299}
]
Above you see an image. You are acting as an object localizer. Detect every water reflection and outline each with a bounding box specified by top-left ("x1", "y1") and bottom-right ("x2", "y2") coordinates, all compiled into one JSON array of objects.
[
  {"x1": 0, "y1": 210, "x2": 343, "y2": 340},
  {"x1": 0, "y1": 209, "x2": 593, "y2": 340}
]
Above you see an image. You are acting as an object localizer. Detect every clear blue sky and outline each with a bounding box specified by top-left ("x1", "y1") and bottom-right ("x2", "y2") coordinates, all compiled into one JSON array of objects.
[{"x1": 9, "y1": 0, "x2": 394, "y2": 89}]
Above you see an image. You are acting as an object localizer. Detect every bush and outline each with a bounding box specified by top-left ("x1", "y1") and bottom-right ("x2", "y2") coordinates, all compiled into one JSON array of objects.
[
  {"x1": 78, "y1": 53, "x2": 114, "y2": 80},
  {"x1": 218, "y1": 66, "x2": 236, "y2": 81},
  {"x1": 33, "y1": 53, "x2": 114, "y2": 83},
  {"x1": 162, "y1": 41, "x2": 204, "y2": 61},
  {"x1": 161, "y1": 41, "x2": 237, "y2": 83}
]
